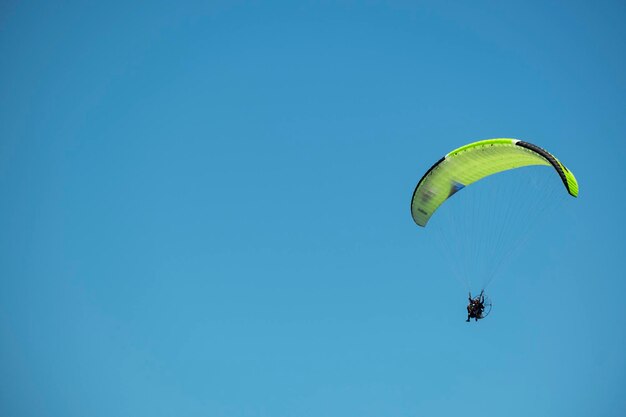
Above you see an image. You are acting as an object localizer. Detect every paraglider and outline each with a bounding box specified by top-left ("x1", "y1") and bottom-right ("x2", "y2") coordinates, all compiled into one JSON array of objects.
[
  {"x1": 410, "y1": 138, "x2": 578, "y2": 322},
  {"x1": 466, "y1": 290, "x2": 491, "y2": 322}
]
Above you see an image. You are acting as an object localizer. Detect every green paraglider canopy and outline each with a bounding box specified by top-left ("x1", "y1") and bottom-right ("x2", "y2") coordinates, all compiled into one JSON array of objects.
[{"x1": 411, "y1": 138, "x2": 578, "y2": 227}]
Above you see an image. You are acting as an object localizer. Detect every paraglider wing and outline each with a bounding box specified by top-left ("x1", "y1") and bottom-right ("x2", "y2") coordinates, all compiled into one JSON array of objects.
[{"x1": 410, "y1": 138, "x2": 578, "y2": 227}]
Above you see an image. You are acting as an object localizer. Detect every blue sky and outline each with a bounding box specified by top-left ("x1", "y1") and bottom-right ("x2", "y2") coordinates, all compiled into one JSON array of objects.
[{"x1": 1, "y1": 1, "x2": 625, "y2": 416}]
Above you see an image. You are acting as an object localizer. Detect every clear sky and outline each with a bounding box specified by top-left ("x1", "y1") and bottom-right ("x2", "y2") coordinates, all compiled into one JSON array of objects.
[{"x1": 1, "y1": 1, "x2": 625, "y2": 416}]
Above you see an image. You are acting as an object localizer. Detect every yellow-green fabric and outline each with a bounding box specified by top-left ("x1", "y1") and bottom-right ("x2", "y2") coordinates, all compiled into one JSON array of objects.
[{"x1": 411, "y1": 138, "x2": 578, "y2": 227}]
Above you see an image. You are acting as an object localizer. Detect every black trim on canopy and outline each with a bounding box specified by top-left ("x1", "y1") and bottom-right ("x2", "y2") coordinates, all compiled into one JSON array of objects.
[
  {"x1": 410, "y1": 156, "x2": 445, "y2": 225},
  {"x1": 515, "y1": 141, "x2": 572, "y2": 196}
]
